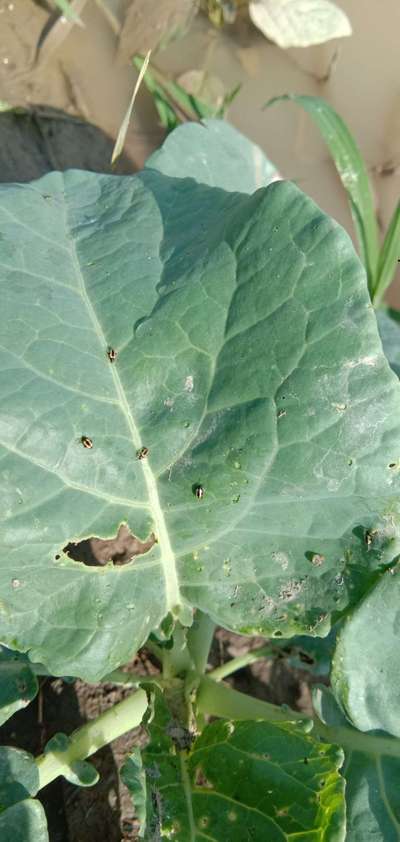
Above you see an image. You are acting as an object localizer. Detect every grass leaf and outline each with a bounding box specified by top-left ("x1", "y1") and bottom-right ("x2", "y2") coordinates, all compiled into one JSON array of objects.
[
  {"x1": 267, "y1": 94, "x2": 380, "y2": 293},
  {"x1": 53, "y1": 0, "x2": 84, "y2": 26},
  {"x1": 373, "y1": 201, "x2": 400, "y2": 304},
  {"x1": 111, "y1": 50, "x2": 151, "y2": 166}
]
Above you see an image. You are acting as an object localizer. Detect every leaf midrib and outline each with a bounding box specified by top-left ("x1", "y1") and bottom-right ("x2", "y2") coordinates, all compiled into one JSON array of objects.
[{"x1": 63, "y1": 180, "x2": 181, "y2": 611}]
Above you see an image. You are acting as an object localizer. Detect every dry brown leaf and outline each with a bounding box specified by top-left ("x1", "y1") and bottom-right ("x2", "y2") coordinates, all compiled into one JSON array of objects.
[{"x1": 117, "y1": 0, "x2": 199, "y2": 63}]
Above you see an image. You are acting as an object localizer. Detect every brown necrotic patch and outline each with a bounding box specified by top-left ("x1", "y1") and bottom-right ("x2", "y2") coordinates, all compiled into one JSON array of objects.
[{"x1": 63, "y1": 524, "x2": 156, "y2": 567}]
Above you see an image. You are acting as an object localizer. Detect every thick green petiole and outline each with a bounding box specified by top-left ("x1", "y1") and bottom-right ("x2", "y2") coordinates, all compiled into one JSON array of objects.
[
  {"x1": 198, "y1": 676, "x2": 400, "y2": 760},
  {"x1": 187, "y1": 610, "x2": 216, "y2": 674},
  {"x1": 208, "y1": 644, "x2": 275, "y2": 681},
  {"x1": 36, "y1": 688, "x2": 148, "y2": 790},
  {"x1": 197, "y1": 675, "x2": 307, "y2": 725}
]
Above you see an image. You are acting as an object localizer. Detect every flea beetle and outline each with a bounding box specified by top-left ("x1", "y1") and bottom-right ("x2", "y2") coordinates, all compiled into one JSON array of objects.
[{"x1": 81, "y1": 436, "x2": 93, "y2": 449}]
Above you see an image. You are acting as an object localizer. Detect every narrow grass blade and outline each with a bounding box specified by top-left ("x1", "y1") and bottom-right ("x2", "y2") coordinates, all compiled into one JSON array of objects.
[
  {"x1": 93, "y1": 0, "x2": 121, "y2": 35},
  {"x1": 111, "y1": 50, "x2": 151, "y2": 166},
  {"x1": 373, "y1": 201, "x2": 400, "y2": 304},
  {"x1": 267, "y1": 95, "x2": 380, "y2": 292},
  {"x1": 215, "y1": 82, "x2": 242, "y2": 118},
  {"x1": 54, "y1": 0, "x2": 84, "y2": 26},
  {"x1": 133, "y1": 55, "x2": 219, "y2": 131}
]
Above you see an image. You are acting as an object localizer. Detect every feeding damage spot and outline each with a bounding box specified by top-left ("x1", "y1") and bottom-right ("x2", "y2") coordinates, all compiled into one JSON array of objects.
[
  {"x1": 306, "y1": 552, "x2": 325, "y2": 566},
  {"x1": 278, "y1": 579, "x2": 303, "y2": 601},
  {"x1": 165, "y1": 720, "x2": 194, "y2": 751},
  {"x1": 63, "y1": 523, "x2": 156, "y2": 567}
]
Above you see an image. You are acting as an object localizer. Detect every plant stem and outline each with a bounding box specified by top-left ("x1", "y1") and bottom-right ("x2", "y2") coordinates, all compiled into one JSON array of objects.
[
  {"x1": 162, "y1": 624, "x2": 194, "y2": 679},
  {"x1": 197, "y1": 675, "x2": 307, "y2": 725},
  {"x1": 36, "y1": 688, "x2": 148, "y2": 790},
  {"x1": 187, "y1": 611, "x2": 216, "y2": 674},
  {"x1": 145, "y1": 639, "x2": 164, "y2": 662},
  {"x1": 208, "y1": 644, "x2": 275, "y2": 681},
  {"x1": 313, "y1": 721, "x2": 400, "y2": 759},
  {"x1": 198, "y1": 676, "x2": 400, "y2": 760}
]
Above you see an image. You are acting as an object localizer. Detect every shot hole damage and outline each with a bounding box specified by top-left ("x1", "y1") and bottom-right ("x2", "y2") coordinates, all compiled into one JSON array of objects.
[
  {"x1": 305, "y1": 551, "x2": 325, "y2": 566},
  {"x1": 63, "y1": 523, "x2": 156, "y2": 567}
]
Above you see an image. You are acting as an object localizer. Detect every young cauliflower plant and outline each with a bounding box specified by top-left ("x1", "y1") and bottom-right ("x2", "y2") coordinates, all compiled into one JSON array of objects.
[{"x1": 1, "y1": 119, "x2": 400, "y2": 841}]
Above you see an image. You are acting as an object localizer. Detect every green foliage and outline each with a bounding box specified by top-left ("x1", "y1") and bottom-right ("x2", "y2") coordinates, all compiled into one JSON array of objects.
[
  {"x1": 134, "y1": 55, "x2": 240, "y2": 131},
  {"x1": 0, "y1": 647, "x2": 38, "y2": 725},
  {"x1": 53, "y1": 0, "x2": 83, "y2": 25},
  {"x1": 377, "y1": 308, "x2": 400, "y2": 378},
  {"x1": 1, "y1": 121, "x2": 399, "y2": 680},
  {"x1": 0, "y1": 747, "x2": 48, "y2": 841},
  {"x1": 122, "y1": 688, "x2": 346, "y2": 840},
  {"x1": 314, "y1": 686, "x2": 400, "y2": 842},
  {"x1": 268, "y1": 96, "x2": 399, "y2": 305},
  {"x1": 0, "y1": 118, "x2": 399, "y2": 842},
  {"x1": 145, "y1": 116, "x2": 279, "y2": 190},
  {"x1": 332, "y1": 562, "x2": 400, "y2": 737},
  {"x1": 374, "y1": 201, "x2": 400, "y2": 304}
]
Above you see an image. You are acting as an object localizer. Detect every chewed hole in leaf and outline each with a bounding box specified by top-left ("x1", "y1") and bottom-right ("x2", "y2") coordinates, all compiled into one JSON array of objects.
[
  {"x1": 199, "y1": 816, "x2": 210, "y2": 829},
  {"x1": 194, "y1": 767, "x2": 214, "y2": 789},
  {"x1": 63, "y1": 524, "x2": 157, "y2": 567}
]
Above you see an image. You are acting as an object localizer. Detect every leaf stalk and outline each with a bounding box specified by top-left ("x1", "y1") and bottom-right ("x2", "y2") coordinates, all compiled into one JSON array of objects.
[{"x1": 35, "y1": 688, "x2": 148, "y2": 790}]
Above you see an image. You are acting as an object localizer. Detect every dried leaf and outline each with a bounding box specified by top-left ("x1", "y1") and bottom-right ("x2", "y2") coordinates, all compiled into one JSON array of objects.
[{"x1": 249, "y1": 0, "x2": 352, "y2": 48}]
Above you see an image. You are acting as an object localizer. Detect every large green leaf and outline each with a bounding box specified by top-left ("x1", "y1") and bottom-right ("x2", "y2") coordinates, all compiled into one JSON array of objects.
[
  {"x1": 145, "y1": 117, "x2": 280, "y2": 191},
  {"x1": 1, "y1": 124, "x2": 400, "y2": 680},
  {"x1": 0, "y1": 746, "x2": 48, "y2": 841},
  {"x1": 122, "y1": 690, "x2": 345, "y2": 840},
  {"x1": 314, "y1": 686, "x2": 400, "y2": 842},
  {"x1": 332, "y1": 562, "x2": 400, "y2": 737},
  {"x1": 0, "y1": 646, "x2": 38, "y2": 725}
]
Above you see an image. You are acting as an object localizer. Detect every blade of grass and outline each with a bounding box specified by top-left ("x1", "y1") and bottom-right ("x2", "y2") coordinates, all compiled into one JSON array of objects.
[
  {"x1": 214, "y1": 82, "x2": 242, "y2": 118},
  {"x1": 93, "y1": 0, "x2": 121, "y2": 35},
  {"x1": 54, "y1": 0, "x2": 84, "y2": 26},
  {"x1": 111, "y1": 50, "x2": 151, "y2": 167},
  {"x1": 133, "y1": 56, "x2": 240, "y2": 131},
  {"x1": 373, "y1": 201, "x2": 400, "y2": 305},
  {"x1": 134, "y1": 55, "x2": 213, "y2": 125},
  {"x1": 266, "y1": 95, "x2": 380, "y2": 294},
  {"x1": 133, "y1": 57, "x2": 190, "y2": 128}
]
